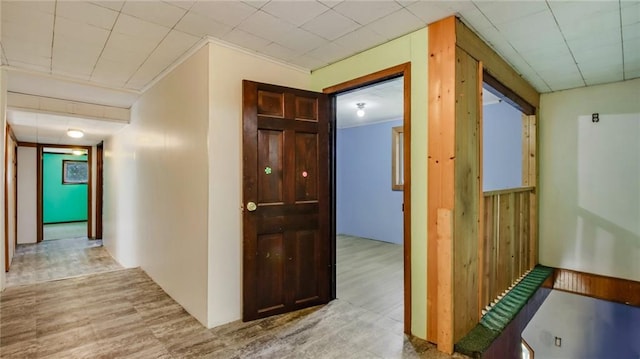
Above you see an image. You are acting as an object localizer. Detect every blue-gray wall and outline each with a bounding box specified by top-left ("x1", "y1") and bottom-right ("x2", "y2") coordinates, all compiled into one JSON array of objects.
[
  {"x1": 337, "y1": 120, "x2": 403, "y2": 244},
  {"x1": 483, "y1": 101, "x2": 523, "y2": 191}
]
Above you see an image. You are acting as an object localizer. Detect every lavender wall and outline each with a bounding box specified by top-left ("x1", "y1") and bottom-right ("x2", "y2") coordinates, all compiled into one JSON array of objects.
[
  {"x1": 483, "y1": 101, "x2": 523, "y2": 191},
  {"x1": 337, "y1": 120, "x2": 403, "y2": 244}
]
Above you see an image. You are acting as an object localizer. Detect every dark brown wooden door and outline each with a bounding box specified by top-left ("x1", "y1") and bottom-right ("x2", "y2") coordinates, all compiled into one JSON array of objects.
[{"x1": 242, "y1": 80, "x2": 331, "y2": 321}]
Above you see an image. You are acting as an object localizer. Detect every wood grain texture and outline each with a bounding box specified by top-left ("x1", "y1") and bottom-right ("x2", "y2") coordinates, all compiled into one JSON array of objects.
[
  {"x1": 455, "y1": 18, "x2": 539, "y2": 109},
  {"x1": 552, "y1": 268, "x2": 640, "y2": 307},
  {"x1": 453, "y1": 47, "x2": 480, "y2": 342},
  {"x1": 436, "y1": 209, "x2": 453, "y2": 354},
  {"x1": 481, "y1": 189, "x2": 535, "y2": 310},
  {"x1": 427, "y1": 15, "x2": 457, "y2": 343}
]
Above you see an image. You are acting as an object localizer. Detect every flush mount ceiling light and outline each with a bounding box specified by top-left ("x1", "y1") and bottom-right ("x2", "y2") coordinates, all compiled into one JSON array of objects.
[
  {"x1": 356, "y1": 103, "x2": 366, "y2": 117},
  {"x1": 71, "y1": 149, "x2": 86, "y2": 156},
  {"x1": 67, "y1": 129, "x2": 84, "y2": 138}
]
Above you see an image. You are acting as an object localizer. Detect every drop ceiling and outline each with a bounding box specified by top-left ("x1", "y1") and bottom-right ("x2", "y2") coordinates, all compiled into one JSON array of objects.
[{"x1": 1, "y1": 0, "x2": 639, "y2": 143}]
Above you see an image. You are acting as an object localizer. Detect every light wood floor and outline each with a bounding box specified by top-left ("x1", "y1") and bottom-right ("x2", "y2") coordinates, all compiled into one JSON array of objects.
[{"x1": 0, "y1": 235, "x2": 468, "y2": 358}]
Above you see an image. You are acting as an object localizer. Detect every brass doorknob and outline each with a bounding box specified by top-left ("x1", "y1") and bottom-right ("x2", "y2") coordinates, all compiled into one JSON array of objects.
[{"x1": 247, "y1": 202, "x2": 257, "y2": 212}]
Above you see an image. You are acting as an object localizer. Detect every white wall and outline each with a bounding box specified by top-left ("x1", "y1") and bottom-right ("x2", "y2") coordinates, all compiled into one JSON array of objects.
[
  {"x1": 206, "y1": 42, "x2": 311, "y2": 327},
  {"x1": 104, "y1": 45, "x2": 210, "y2": 325},
  {"x1": 539, "y1": 78, "x2": 640, "y2": 281},
  {"x1": 17, "y1": 146, "x2": 37, "y2": 244}
]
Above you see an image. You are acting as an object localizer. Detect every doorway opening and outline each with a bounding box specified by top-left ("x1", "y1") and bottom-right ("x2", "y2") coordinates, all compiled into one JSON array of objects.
[
  {"x1": 38, "y1": 145, "x2": 93, "y2": 242},
  {"x1": 335, "y1": 76, "x2": 405, "y2": 328},
  {"x1": 323, "y1": 63, "x2": 412, "y2": 333}
]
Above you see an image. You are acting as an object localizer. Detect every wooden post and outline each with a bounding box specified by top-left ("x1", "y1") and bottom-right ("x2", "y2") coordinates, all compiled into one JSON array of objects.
[{"x1": 437, "y1": 208, "x2": 453, "y2": 353}]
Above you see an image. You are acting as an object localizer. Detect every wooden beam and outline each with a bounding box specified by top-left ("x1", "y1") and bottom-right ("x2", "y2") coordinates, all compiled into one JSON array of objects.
[
  {"x1": 455, "y1": 18, "x2": 539, "y2": 109},
  {"x1": 427, "y1": 15, "x2": 457, "y2": 343},
  {"x1": 436, "y1": 208, "x2": 453, "y2": 353}
]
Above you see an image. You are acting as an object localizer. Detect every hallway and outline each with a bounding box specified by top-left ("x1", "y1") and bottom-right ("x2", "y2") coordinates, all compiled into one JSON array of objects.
[
  {"x1": 6, "y1": 238, "x2": 121, "y2": 287},
  {"x1": 1, "y1": 235, "x2": 467, "y2": 358}
]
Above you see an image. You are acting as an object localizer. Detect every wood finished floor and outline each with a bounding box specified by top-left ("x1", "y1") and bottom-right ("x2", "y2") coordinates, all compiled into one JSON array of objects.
[{"x1": 1, "y1": 236, "x2": 469, "y2": 358}]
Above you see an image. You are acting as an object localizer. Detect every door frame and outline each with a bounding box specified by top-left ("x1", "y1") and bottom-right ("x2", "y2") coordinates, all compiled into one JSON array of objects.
[
  {"x1": 4, "y1": 125, "x2": 18, "y2": 272},
  {"x1": 322, "y1": 62, "x2": 412, "y2": 334},
  {"x1": 36, "y1": 144, "x2": 93, "y2": 242},
  {"x1": 95, "y1": 142, "x2": 103, "y2": 239}
]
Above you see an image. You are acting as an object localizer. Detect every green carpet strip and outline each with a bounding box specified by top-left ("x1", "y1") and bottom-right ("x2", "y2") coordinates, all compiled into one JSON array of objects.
[{"x1": 455, "y1": 265, "x2": 554, "y2": 357}]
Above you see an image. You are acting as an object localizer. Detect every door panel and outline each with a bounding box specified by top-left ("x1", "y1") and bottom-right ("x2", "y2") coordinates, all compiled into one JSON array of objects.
[{"x1": 243, "y1": 80, "x2": 331, "y2": 321}]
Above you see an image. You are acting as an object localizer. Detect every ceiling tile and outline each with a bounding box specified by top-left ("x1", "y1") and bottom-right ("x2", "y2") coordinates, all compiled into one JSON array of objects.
[
  {"x1": 175, "y1": 11, "x2": 232, "y2": 38},
  {"x1": 54, "y1": 17, "x2": 110, "y2": 50},
  {"x1": 152, "y1": 30, "x2": 201, "y2": 62},
  {"x1": 624, "y1": 68, "x2": 640, "y2": 80},
  {"x1": 301, "y1": 9, "x2": 360, "y2": 41},
  {"x1": 366, "y1": 8, "x2": 424, "y2": 41},
  {"x1": 289, "y1": 54, "x2": 328, "y2": 70},
  {"x1": 333, "y1": 1, "x2": 402, "y2": 25},
  {"x1": 2, "y1": 7, "x2": 54, "y2": 43},
  {"x1": 457, "y1": 7, "x2": 494, "y2": 31},
  {"x1": 621, "y1": 3, "x2": 640, "y2": 25},
  {"x1": 222, "y1": 29, "x2": 271, "y2": 52},
  {"x1": 623, "y1": 21, "x2": 640, "y2": 41},
  {"x1": 4, "y1": 59, "x2": 51, "y2": 73},
  {"x1": 304, "y1": 42, "x2": 351, "y2": 64},
  {"x1": 496, "y1": 10, "x2": 561, "y2": 42},
  {"x1": 573, "y1": 43, "x2": 623, "y2": 65},
  {"x1": 99, "y1": 32, "x2": 157, "y2": 64},
  {"x1": 261, "y1": 1, "x2": 329, "y2": 27},
  {"x1": 475, "y1": 1, "x2": 548, "y2": 25},
  {"x1": 333, "y1": 26, "x2": 387, "y2": 55},
  {"x1": 121, "y1": 1, "x2": 187, "y2": 28},
  {"x1": 275, "y1": 29, "x2": 328, "y2": 55},
  {"x1": 555, "y1": 9, "x2": 621, "y2": 41},
  {"x1": 91, "y1": 58, "x2": 139, "y2": 87},
  {"x1": 238, "y1": 10, "x2": 296, "y2": 43},
  {"x1": 191, "y1": 1, "x2": 258, "y2": 28},
  {"x1": 113, "y1": 14, "x2": 171, "y2": 42},
  {"x1": 259, "y1": 43, "x2": 299, "y2": 62},
  {"x1": 2, "y1": 1, "x2": 55, "y2": 15},
  {"x1": 242, "y1": 1, "x2": 269, "y2": 9},
  {"x1": 91, "y1": 1, "x2": 125, "y2": 12},
  {"x1": 583, "y1": 66, "x2": 624, "y2": 86},
  {"x1": 56, "y1": 1, "x2": 119, "y2": 30},
  {"x1": 2, "y1": 33, "x2": 51, "y2": 59},
  {"x1": 405, "y1": 1, "x2": 454, "y2": 25},
  {"x1": 566, "y1": 27, "x2": 622, "y2": 50},
  {"x1": 163, "y1": 1, "x2": 194, "y2": 11},
  {"x1": 319, "y1": 1, "x2": 343, "y2": 9}
]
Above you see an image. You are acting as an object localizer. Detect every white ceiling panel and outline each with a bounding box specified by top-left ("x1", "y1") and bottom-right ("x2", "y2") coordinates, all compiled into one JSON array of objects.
[
  {"x1": 305, "y1": 42, "x2": 352, "y2": 64},
  {"x1": 163, "y1": 1, "x2": 194, "y2": 11},
  {"x1": 56, "y1": 1, "x2": 119, "y2": 30},
  {"x1": 121, "y1": 1, "x2": 187, "y2": 28},
  {"x1": 221, "y1": 29, "x2": 271, "y2": 53},
  {"x1": 261, "y1": 1, "x2": 328, "y2": 27},
  {"x1": 175, "y1": 10, "x2": 232, "y2": 38},
  {"x1": 113, "y1": 14, "x2": 171, "y2": 42},
  {"x1": 405, "y1": 1, "x2": 455, "y2": 25},
  {"x1": 191, "y1": 1, "x2": 257, "y2": 28},
  {"x1": 474, "y1": 1, "x2": 547, "y2": 25},
  {"x1": 260, "y1": 43, "x2": 298, "y2": 62},
  {"x1": 99, "y1": 32, "x2": 157, "y2": 65},
  {"x1": 2, "y1": 36, "x2": 51, "y2": 59},
  {"x1": 334, "y1": 1, "x2": 402, "y2": 25},
  {"x1": 366, "y1": 8, "x2": 424, "y2": 41},
  {"x1": 91, "y1": 1, "x2": 124, "y2": 12},
  {"x1": 275, "y1": 28, "x2": 328, "y2": 54},
  {"x1": 238, "y1": 10, "x2": 296, "y2": 43},
  {"x1": 337, "y1": 77, "x2": 403, "y2": 129},
  {"x1": 289, "y1": 54, "x2": 327, "y2": 71},
  {"x1": 333, "y1": 26, "x2": 387, "y2": 54},
  {"x1": 243, "y1": 1, "x2": 269, "y2": 9},
  {"x1": 54, "y1": 17, "x2": 110, "y2": 49},
  {"x1": 301, "y1": 9, "x2": 359, "y2": 41}
]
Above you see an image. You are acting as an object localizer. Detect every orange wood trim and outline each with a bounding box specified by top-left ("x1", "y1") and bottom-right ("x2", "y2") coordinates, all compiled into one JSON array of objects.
[
  {"x1": 477, "y1": 61, "x2": 485, "y2": 320},
  {"x1": 323, "y1": 62, "x2": 412, "y2": 335},
  {"x1": 552, "y1": 268, "x2": 640, "y2": 307},
  {"x1": 427, "y1": 15, "x2": 457, "y2": 343},
  {"x1": 322, "y1": 63, "x2": 409, "y2": 94},
  {"x1": 7, "y1": 124, "x2": 17, "y2": 143},
  {"x1": 484, "y1": 186, "x2": 535, "y2": 197},
  {"x1": 87, "y1": 146, "x2": 93, "y2": 239},
  {"x1": 455, "y1": 18, "x2": 539, "y2": 109},
  {"x1": 436, "y1": 208, "x2": 453, "y2": 353},
  {"x1": 96, "y1": 142, "x2": 103, "y2": 239},
  {"x1": 17, "y1": 142, "x2": 37, "y2": 147}
]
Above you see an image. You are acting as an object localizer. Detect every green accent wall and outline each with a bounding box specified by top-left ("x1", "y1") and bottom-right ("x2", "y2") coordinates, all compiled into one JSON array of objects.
[{"x1": 43, "y1": 153, "x2": 88, "y2": 223}]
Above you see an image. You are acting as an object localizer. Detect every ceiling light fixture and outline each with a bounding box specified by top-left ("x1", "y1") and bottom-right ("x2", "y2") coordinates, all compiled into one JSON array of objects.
[
  {"x1": 71, "y1": 149, "x2": 86, "y2": 156},
  {"x1": 356, "y1": 103, "x2": 366, "y2": 117},
  {"x1": 67, "y1": 129, "x2": 84, "y2": 138}
]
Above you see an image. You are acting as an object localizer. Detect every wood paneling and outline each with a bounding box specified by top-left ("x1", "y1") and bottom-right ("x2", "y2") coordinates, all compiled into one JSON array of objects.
[
  {"x1": 552, "y1": 268, "x2": 640, "y2": 307},
  {"x1": 453, "y1": 46, "x2": 480, "y2": 342},
  {"x1": 436, "y1": 208, "x2": 453, "y2": 353},
  {"x1": 427, "y1": 16, "x2": 457, "y2": 345},
  {"x1": 455, "y1": 19, "x2": 539, "y2": 109},
  {"x1": 481, "y1": 188, "x2": 536, "y2": 310}
]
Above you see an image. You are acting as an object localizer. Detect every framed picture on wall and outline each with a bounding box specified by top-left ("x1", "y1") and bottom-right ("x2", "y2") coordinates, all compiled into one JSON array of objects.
[{"x1": 62, "y1": 160, "x2": 88, "y2": 184}]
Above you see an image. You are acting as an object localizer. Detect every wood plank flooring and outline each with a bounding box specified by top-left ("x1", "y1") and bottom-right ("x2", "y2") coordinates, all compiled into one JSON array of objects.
[{"x1": 1, "y1": 235, "x2": 469, "y2": 358}]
